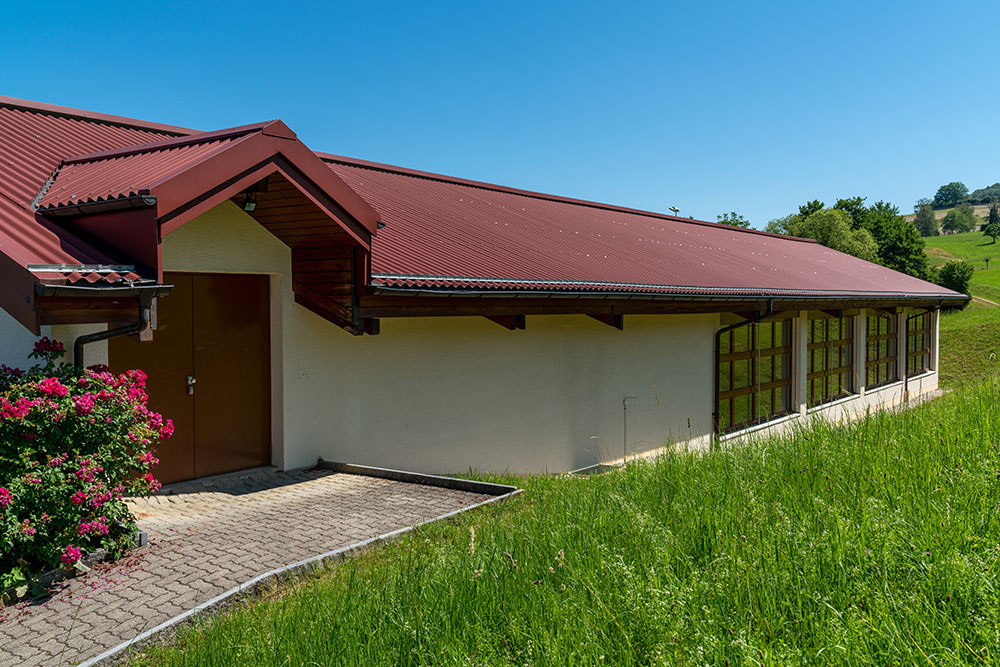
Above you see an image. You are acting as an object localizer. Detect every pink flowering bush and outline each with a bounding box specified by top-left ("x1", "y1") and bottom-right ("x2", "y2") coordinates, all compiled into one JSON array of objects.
[{"x1": 0, "y1": 337, "x2": 169, "y2": 588}]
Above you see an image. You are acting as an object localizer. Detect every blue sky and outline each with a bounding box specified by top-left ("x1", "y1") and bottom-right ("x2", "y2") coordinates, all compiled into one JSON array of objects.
[{"x1": 3, "y1": 1, "x2": 997, "y2": 227}]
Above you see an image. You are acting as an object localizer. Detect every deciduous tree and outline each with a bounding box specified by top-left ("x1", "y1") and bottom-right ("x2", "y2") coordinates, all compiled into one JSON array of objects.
[
  {"x1": 984, "y1": 202, "x2": 1000, "y2": 243},
  {"x1": 942, "y1": 205, "x2": 976, "y2": 233},
  {"x1": 913, "y1": 204, "x2": 939, "y2": 237},
  {"x1": 933, "y1": 181, "x2": 969, "y2": 208},
  {"x1": 774, "y1": 208, "x2": 879, "y2": 263},
  {"x1": 716, "y1": 212, "x2": 750, "y2": 228}
]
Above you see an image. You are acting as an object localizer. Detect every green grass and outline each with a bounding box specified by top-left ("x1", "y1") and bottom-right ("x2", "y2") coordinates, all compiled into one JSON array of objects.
[
  {"x1": 133, "y1": 381, "x2": 1000, "y2": 666},
  {"x1": 922, "y1": 232, "x2": 1000, "y2": 386},
  {"x1": 924, "y1": 232, "x2": 1000, "y2": 302}
]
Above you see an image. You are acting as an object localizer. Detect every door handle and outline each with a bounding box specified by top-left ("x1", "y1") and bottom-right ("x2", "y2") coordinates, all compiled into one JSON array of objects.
[{"x1": 187, "y1": 376, "x2": 197, "y2": 395}]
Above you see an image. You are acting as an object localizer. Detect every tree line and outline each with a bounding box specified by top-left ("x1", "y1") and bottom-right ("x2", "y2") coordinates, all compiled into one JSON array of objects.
[
  {"x1": 923, "y1": 181, "x2": 1000, "y2": 208},
  {"x1": 716, "y1": 198, "x2": 974, "y2": 295}
]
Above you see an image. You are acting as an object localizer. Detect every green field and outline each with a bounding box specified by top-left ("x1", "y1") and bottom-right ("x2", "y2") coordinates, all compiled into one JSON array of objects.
[
  {"x1": 925, "y1": 231, "x2": 1000, "y2": 385},
  {"x1": 925, "y1": 232, "x2": 1000, "y2": 303},
  {"x1": 124, "y1": 235, "x2": 1000, "y2": 666},
  {"x1": 133, "y1": 381, "x2": 1000, "y2": 666}
]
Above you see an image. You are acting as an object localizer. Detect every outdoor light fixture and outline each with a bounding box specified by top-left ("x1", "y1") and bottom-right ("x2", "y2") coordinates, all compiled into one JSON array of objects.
[
  {"x1": 242, "y1": 192, "x2": 257, "y2": 212},
  {"x1": 668, "y1": 206, "x2": 680, "y2": 215}
]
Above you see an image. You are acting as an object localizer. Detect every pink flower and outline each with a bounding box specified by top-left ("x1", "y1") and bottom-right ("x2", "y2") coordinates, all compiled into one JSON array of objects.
[
  {"x1": 78, "y1": 516, "x2": 109, "y2": 536},
  {"x1": 91, "y1": 516, "x2": 109, "y2": 535},
  {"x1": 61, "y1": 544, "x2": 82, "y2": 566},
  {"x1": 71, "y1": 490, "x2": 87, "y2": 505},
  {"x1": 0, "y1": 397, "x2": 33, "y2": 420},
  {"x1": 159, "y1": 419, "x2": 175, "y2": 440},
  {"x1": 21, "y1": 519, "x2": 35, "y2": 536},
  {"x1": 37, "y1": 377, "x2": 68, "y2": 397},
  {"x1": 89, "y1": 490, "x2": 112, "y2": 509},
  {"x1": 143, "y1": 472, "x2": 162, "y2": 494},
  {"x1": 139, "y1": 450, "x2": 159, "y2": 466},
  {"x1": 40, "y1": 513, "x2": 50, "y2": 523},
  {"x1": 0, "y1": 487, "x2": 12, "y2": 508},
  {"x1": 32, "y1": 336, "x2": 65, "y2": 356},
  {"x1": 73, "y1": 393, "x2": 95, "y2": 415}
]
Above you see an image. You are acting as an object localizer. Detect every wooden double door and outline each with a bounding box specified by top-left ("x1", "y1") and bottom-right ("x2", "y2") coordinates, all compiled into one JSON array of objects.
[{"x1": 110, "y1": 272, "x2": 271, "y2": 484}]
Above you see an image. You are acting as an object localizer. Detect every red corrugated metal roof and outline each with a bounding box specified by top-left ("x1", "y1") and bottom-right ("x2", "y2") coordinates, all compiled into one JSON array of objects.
[
  {"x1": 39, "y1": 136, "x2": 241, "y2": 209},
  {"x1": 0, "y1": 101, "x2": 181, "y2": 269},
  {"x1": 0, "y1": 95, "x2": 963, "y2": 303},
  {"x1": 324, "y1": 156, "x2": 957, "y2": 299}
]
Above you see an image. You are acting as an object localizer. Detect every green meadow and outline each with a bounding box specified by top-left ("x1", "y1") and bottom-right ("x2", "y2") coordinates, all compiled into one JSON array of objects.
[
  {"x1": 133, "y1": 378, "x2": 1000, "y2": 666},
  {"x1": 126, "y1": 235, "x2": 1000, "y2": 666}
]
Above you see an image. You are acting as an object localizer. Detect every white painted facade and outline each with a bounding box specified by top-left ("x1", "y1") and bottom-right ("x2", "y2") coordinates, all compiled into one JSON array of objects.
[{"x1": 0, "y1": 202, "x2": 942, "y2": 475}]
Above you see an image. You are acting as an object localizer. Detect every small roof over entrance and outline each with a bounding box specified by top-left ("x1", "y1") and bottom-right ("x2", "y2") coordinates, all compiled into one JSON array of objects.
[{"x1": 0, "y1": 102, "x2": 379, "y2": 335}]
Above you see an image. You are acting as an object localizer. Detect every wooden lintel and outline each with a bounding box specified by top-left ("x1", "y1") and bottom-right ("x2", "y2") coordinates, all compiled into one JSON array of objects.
[
  {"x1": 36, "y1": 296, "x2": 139, "y2": 326},
  {"x1": 486, "y1": 314, "x2": 525, "y2": 330},
  {"x1": 292, "y1": 281, "x2": 362, "y2": 335},
  {"x1": 588, "y1": 313, "x2": 623, "y2": 330}
]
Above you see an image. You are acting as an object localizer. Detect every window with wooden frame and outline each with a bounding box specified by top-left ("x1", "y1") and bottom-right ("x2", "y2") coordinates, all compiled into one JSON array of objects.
[
  {"x1": 865, "y1": 311, "x2": 898, "y2": 389},
  {"x1": 717, "y1": 319, "x2": 793, "y2": 434},
  {"x1": 806, "y1": 314, "x2": 854, "y2": 407},
  {"x1": 907, "y1": 310, "x2": 933, "y2": 377}
]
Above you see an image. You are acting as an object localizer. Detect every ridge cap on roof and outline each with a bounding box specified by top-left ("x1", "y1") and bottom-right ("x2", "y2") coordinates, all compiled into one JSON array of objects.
[
  {"x1": 0, "y1": 95, "x2": 198, "y2": 136},
  {"x1": 319, "y1": 152, "x2": 817, "y2": 245},
  {"x1": 60, "y1": 121, "x2": 279, "y2": 166}
]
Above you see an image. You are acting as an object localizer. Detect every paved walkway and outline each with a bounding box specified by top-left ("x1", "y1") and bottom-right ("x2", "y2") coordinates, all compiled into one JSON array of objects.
[{"x1": 0, "y1": 468, "x2": 493, "y2": 666}]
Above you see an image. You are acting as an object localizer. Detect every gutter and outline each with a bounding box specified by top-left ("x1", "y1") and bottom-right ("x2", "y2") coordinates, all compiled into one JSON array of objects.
[
  {"x1": 40, "y1": 193, "x2": 157, "y2": 217},
  {"x1": 370, "y1": 285, "x2": 969, "y2": 306},
  {"x1": 35, "y1": 282, "x2": 171, "y2": 298}
]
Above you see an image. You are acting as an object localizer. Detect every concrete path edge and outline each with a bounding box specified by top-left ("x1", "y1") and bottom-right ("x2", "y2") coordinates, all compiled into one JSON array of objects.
[{"x1": 76, "y1": 465, "x2": 521, "y2": 667}]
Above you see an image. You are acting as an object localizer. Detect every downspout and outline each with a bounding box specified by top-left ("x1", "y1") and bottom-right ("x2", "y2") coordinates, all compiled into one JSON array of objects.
[
  {"x1": 73, "y1": 295, "x2": 153, "y2": 369},
  {"x1": 712, "y1": 299, "x2": 774, "y2": 437}
]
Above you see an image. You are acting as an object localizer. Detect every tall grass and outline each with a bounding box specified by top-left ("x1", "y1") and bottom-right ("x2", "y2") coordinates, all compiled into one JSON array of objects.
[{"x1": 136, "y1": 381, "x2": 1000, "y2": 666}]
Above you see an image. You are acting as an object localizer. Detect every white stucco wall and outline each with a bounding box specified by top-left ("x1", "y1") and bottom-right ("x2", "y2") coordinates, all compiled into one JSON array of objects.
[
  {"x1": 0, "y1": 201, "x2": 942, "y2": 476},
  {"x1": 158, "y1": 201, "x2": 718, "y2": 474},
  {"x1": 0, "y1": 309, "x2": 48, "y2": 369}
]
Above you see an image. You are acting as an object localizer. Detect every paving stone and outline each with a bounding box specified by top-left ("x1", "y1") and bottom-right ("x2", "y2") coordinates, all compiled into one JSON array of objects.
[{"x1": 0, "y1": 467, "x2": 492, "y2": 666}]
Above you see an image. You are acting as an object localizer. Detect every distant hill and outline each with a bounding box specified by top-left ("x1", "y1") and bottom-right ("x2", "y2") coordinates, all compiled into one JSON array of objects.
[{"x1": 903, "y1": 204, "x2": 990, "y2": 224}]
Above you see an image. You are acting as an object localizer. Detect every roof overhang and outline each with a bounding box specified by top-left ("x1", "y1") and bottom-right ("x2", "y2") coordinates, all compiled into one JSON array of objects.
[
  {"x1": 359, "y1": 283, "x2": 969, "y2": 320},
  {"x1": 6, "y1": 121, "x2": 383, "y2": 335}
]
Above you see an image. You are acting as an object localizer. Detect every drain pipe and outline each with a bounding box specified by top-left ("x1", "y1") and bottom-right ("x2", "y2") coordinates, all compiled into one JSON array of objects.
[
  {"x1": 712, "y1": 299, "x2": 774, "y2": 436},
  {"x1": 73, "y1": 296, "x2": 152, "y2": 369}
]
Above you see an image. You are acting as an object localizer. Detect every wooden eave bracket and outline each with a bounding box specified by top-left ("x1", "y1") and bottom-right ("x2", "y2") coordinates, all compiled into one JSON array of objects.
[
  {"x1": 588, "y1": 313, "x2": 624, "y2": 330},
  {"x1": 486, "y1": 315, "x2": 525, "y2": 330}
]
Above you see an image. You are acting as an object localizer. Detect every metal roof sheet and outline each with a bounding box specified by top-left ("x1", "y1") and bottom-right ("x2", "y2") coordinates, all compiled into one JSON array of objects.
[
  {"x1": 324, "y1": 157, "x2": 959, "y2": 299},
  {"x1": 38, "y1": 136, "x2": 239, "y2": 209},
  {"x1": 0, "y1": 96, "x2": 963, "y2": 303},
  {"x1": 0, "y1": 103, "x2": 180, "y2": 268}
]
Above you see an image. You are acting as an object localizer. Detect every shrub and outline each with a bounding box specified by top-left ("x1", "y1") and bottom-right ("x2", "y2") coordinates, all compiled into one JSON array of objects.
[
  {"x1": 0, "y1": 338, "x2": 169, "y2": 590},
  {"x1": 937, "y1": 260, "x2": 974, "y2": 295}
]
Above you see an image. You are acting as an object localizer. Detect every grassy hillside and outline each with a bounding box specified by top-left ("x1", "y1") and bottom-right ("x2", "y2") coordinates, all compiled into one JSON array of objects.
[
  {"x1": 903, "y1": 203, "x2": 990, "y2": 223},
  {"x1": 924, "y1": 231, "x2": 1000, "y2": 385},
  {"x1": 133, "y1": 380, "x2": 1000, "y2": 666}
]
